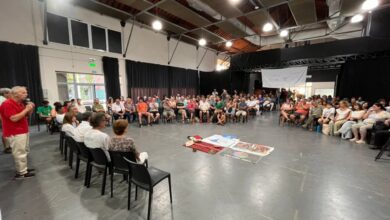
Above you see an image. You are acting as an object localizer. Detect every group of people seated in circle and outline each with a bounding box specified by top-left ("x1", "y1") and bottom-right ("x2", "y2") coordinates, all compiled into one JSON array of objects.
[
  {"x1": 280, "y1": 95, "x2": 390, "y2": 145},
  {"x1": 102, "y1": 89, "x2": 277, "y2": 127},
  {"x1": 61, "y1": 111, "x2": 148, "y2": 163}
]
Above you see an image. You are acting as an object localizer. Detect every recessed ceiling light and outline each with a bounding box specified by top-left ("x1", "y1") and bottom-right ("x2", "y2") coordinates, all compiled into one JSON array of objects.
[
  {"x1": 199, "y1": 38, "x2": 207, "y2": 46},
  {"x1": 362, "y1": 0, "x2": 379, "y2": 11},
  {"x1": 152, "y1": 20, "x2": 162, "y2": 31},
  {"x1": 262, "y1": 22, "x2": 273, "y2": 32},
  {"x1": 225, "y1": 41, "x2": 233, "y2": 47},
  {"x1": 229, "y1": 0, "x2": 241, "y2": 5},
  {"x1": 351, "y1": 14, "x2": 364, "y2": 23},
  {"x1": 280, "y1": 30, "x2": 289, "y2": 37}
]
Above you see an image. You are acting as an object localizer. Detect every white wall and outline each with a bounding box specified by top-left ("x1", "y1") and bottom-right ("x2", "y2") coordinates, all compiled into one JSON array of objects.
[{"x1": 0, "y1": 0, "x2": 217, "y2": 103}]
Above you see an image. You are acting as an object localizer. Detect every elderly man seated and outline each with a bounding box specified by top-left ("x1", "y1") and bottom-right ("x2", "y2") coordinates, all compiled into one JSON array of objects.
[
  {"x1": 163, "y1": 98, "x2": 175, "y2": 122},
  {"x1": 112, "y1": 98, "x2": 126, "y2": 120},
  {"x1": 236, "y1": 98, "x2": 248, "y2": 123},
  {"x1": 199, "y1": 97, "x2": 211, "y2": 123},
  {"x1": 302, "y1": 101, "x2": 323, "y2": 130},
  {"x1": 92, "y1": 98, "x2": 111, "y2": 125}
]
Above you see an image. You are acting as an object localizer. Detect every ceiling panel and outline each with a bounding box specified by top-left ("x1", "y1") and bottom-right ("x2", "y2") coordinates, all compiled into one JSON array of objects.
[
  {"x1": 74, "y1": 0, "x2": 131, "y2": 20},
  {"x1": 259, "y1": 0, "x2": 288, "y2": 7},
  {"x1": 245, "y1": 10, "x2": 268, "y2": 27},
  {"x1": 136, "y1": 13, "x2": 187, "y2": 34},
  {"x1": 339, "y1": 0, "x2": 365, "y2": 16},
  {"x1": 116, "y1": 0, "x2": 152, "y2": 11},
  {"x1": 188, "y1": 29, "x2": 225, "y2": 43},
  {"x1": 288, "y1": 0, "x2": 317, "y2": 25},
  {"x1": 198, "y1": 0, "x2": 243, "y2": 18},
  {"x1": 216, "y1": 21, "x2": 248, "y2": 38},
  {"x1": 159, "y1": 0, "x2": 212, "y2": 27}
]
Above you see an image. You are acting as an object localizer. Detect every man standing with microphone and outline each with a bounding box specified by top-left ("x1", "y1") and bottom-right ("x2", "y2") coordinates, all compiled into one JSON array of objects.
[{"x1": 0, "y1": 86, "x2": 35, "y2": 179}]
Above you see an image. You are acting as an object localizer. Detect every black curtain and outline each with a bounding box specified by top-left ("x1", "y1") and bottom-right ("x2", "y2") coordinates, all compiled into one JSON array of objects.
[
  {"x1": 102, "y1": 56, "x2": 121, "y2": 99},
  {"x1": 337, "y1": 57, "x2": 390, "y2": 103},
  {"x1": 0, "y1": 42, "x2": 43, "y2": 105},
  {"x1": 169, "y1": 67, "x2": 198, "y2": 96},
  {"x1": 199, "y1": 70, "x2": 249, "y2": 95},
  {"x1": 126, "y1": 60, "x2": 169, "y2": 98}
]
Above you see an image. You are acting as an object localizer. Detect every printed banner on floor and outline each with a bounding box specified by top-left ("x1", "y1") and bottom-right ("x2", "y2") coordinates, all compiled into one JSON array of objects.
[{"x1": 261, "y1": 66, "x2": 308, "y2": 88}]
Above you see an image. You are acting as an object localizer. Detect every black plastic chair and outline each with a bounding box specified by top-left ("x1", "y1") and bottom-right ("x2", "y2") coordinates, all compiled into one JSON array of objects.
[
  {"x1": 65, "y1": 136, "x2": 79, "y2": 169},
  {"x1": 88, "y1": 148, "x2": 110, "y2": 195},
  {"x1": 123, "y1": 157, "x2": 172, "y2": 220},
  {"x1": 375, "y1": 138, "x2": 390, "y2": 161},
  {"x1": 108, "y1": 151, "x2": 139, "y2": 198},
  {"x1": 59, "y1": 131, "x2": 66, "y2": 154},
  {"x1": 77, "y1": 142, "x2": 93, "y2": 186}
]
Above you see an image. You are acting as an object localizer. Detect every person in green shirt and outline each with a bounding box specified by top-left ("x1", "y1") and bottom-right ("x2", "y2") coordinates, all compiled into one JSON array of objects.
[{"x1": 37, "y1": 100, "x2": 53, "y2": 124}]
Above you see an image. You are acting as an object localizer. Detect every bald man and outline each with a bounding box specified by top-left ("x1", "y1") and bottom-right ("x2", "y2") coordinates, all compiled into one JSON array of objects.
[{"x1": 0, "y1": 86, "x2": 35, "y2": 179}]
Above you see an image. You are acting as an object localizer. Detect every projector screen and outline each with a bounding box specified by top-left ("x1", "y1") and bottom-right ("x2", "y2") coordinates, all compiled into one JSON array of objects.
[{"x1": 261, "y1": 66, "x2": 308, "y2": 88}]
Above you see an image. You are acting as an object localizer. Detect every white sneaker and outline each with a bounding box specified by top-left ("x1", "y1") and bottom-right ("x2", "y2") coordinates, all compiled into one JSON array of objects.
[
  {"x1": 356, "y1": 140, "x2": 366, "y2": 144},
  {"x1": 349, "y1": 138, "x2": 357, "y2": 142}
]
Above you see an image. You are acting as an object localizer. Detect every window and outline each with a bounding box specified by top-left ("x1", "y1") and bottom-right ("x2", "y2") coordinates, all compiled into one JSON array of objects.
[
  {"x1": 91, "y1": 26, "x2": 106, "y2": 51},
  {"x1": 56, "y1": 72, "x2": 106, "y2": 105},
  {"x1": 47, "y1": 13, "x2": 70, "y2": 45},
  {"x1": 71, "y1": 20, "x2": 89, "y2": 48},
  {"x1": 47, "y1": 13, "x2": 122, "y2": 53},
  {"x1": 108, "y1": 30, "x2": 122, "y2": 53}
]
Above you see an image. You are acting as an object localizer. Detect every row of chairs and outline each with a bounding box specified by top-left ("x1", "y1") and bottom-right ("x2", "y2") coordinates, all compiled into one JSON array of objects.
[{"x1": 59, "y1": 132, "x2": 173, "y2": 220}]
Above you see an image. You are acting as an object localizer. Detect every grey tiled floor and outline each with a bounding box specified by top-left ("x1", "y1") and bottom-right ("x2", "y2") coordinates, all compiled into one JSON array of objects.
[{"x1": 1, "y1": 113, "x2": 390, "y2": 220}]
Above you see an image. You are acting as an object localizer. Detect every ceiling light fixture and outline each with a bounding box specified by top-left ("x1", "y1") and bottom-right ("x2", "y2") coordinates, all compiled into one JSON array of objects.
[
  {"x1": 229, "y1": 0, "x2": 241, "y2": 5},
  {"x1": 262, "y1": 22, "x2": 273, "y2": 32},
  {"x1": 362, "y1": 0, "x2": 379, "y2": 11},
  {"x1": 198, "y1": 38, "x2": 207, "y2": 46},
  {"x1": 152, "y1": 20, "x2": 162, "y2": 31},
  {"x1": 351, "y1": 14, "x2": 364, "y2": 23},
  {"x1": 225, "y1": 41, "x2": 233, "y2": 47},
  {"x1": 280, "y1": 30, "x2": 289, "y2": 37}
]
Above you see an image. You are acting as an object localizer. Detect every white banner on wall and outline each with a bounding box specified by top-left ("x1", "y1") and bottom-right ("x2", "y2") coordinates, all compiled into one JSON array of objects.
[{"x1": 261, "y1": 66, "x2": 308, "y2": 88}]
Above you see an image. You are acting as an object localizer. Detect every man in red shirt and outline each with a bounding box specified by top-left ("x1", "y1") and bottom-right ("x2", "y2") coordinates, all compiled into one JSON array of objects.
[{"x1": 0, "y1": 86, "x2": 35, "y2": 179}]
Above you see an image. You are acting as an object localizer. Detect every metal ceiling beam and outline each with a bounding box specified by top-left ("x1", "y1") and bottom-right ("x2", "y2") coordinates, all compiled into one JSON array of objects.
[
  {"x1": 87, "y1": 0, "x2": 220, "y2": 53},
  {"x1": 134, "y1": 0, "x2": 169, "y2": 17},
  {"x1": 171, "y1": 0, "x2": 289, "y2": 37}
]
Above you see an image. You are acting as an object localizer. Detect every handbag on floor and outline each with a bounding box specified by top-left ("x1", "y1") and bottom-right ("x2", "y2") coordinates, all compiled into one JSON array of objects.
[{"x1": 322, "y1": 124, "x2": 330, "y2": 135}]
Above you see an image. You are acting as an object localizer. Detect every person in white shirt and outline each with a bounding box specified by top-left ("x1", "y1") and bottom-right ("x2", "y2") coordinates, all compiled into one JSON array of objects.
[
  {"x1": 73, "y1": 112, "x2": 92, "y2": 142},
  {"x1": 74, "y1": 98, "x2": 86, "y2": 113},
  {"x1": 61, "y1": 112, "x2": 76, "y2": 137},
  {"x1": 84, "y1": 113, "x2": 110, "y2": 160},
  {"x1": 199, "y1": 97, "x2": 211, "y2": 123},
  {"x1": 318, "y1": 103, "x2": 335, "y2": 125},
  {"x1": 246, "y1": 96, "x2": 259, "y2": 112},
  {"x1": 329, "y1": 101, "x2": 351, "y2": 136},
  {"x1": 336, "y1": 103, "x2": 366, "y2": 139},
  {"x1": 112, "y1": 99, "x2": 125, "y2": 120},
  {"x1": 351, "y1": 103, "x2": 390, "y2": 144}
]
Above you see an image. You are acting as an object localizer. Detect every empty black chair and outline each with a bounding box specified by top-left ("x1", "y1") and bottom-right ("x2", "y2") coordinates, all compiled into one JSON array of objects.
[
  {"x1": 77, "y1": 142, "x2": 93, "y2": 186},
  {"x1": 123, "y1": 157, "x2": 172, "y2": 220},
  {"x1": 88, "y1": 148, "x2": 110, "y2": 195},
  {"x1": 108, "y1": 151, "x2": 139, "y2": 198}
]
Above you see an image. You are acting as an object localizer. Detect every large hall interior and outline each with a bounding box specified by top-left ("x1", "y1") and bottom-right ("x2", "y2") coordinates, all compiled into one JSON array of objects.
[{"x1": 1, "y1": 0, "x2": 390, "y2": 220}]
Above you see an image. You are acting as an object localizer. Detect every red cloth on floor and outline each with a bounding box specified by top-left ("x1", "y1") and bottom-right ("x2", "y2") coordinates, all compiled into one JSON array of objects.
[{"x1": 187, "y1": 141, "x2": 224, "y2": 154}]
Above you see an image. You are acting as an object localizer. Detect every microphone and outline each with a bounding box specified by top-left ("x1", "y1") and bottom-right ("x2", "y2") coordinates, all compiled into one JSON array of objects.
[{"x1": 23, "y1": 98, "x2": 31, "y2": 105}]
